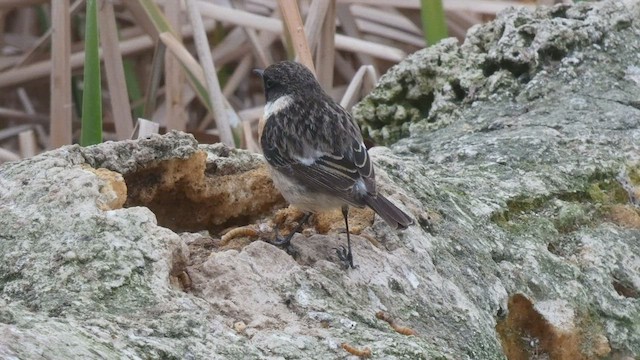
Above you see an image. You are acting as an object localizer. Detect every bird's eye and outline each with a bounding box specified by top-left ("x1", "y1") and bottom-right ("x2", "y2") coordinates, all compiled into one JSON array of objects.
[{"x1": 265, "y1": 79, "x2": 276, "y2": 89}]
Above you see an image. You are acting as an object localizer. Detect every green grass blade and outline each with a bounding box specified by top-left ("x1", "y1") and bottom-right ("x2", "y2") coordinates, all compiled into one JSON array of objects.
[
  {"x1": 123, "y1": 59, "x2": 144, "y2": 119},
  {"x1": 143, "y1": 42, "x2": 166, "y2": 119},
  {"x1": 71, "y1": 75, "x2": 83, "y2": 118},
  {"x1": 420, "y1": 0, "x2": 448, "y2": 45},
  {"x1": 80, "y1": 0, "x2": 103, "y2": 146},
  {"x1": 36, "y1": 5, "x2": 50, "y2": 33}
]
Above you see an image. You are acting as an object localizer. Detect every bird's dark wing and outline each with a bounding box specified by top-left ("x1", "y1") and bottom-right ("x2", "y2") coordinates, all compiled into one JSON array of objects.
[{"x1": 261, "y1": 100, "x2": 375, "y2": 206}]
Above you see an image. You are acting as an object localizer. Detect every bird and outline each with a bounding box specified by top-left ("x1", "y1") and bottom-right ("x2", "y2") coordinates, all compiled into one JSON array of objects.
[{"x1": 254, "y1": 60, "x2": 413, "y2": 269}]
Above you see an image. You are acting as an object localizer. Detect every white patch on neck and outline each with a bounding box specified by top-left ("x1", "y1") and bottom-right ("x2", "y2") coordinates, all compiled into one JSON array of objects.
[{"x1": 264, "y1": 95, "x2": 293, "y2": 119}]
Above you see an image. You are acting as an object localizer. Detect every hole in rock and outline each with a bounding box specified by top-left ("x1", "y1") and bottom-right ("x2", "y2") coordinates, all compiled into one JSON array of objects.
[
  {"x1": 449, "y1": 79, "x2": 466, "y2": 102},
  {"x1": 499, "y1": 59, "x2": 530, "y2": 80},
  {"x1": 538, "y1": 45, "x2": 567, "y2": 64},
  {"x1": 482, "y1": 59, "x2": 499, "y2": 77},
  {"x1": 406, "y1": 91, "x2": 435, "y2": 120},
  {"x1": 123, "y1": 149, "x2": 286, "y2": 233},
  {"x1": 120, "y1": 145, "x2": 377, "y2": 274},
  {"x1": 612, "y1": 279, "x2": 639, "y2": 299}
]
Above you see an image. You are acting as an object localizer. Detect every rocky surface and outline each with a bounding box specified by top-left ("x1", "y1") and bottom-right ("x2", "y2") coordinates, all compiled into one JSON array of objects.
[{"x1": 1, "y1": 0, "x2": 640, "y2": 359}]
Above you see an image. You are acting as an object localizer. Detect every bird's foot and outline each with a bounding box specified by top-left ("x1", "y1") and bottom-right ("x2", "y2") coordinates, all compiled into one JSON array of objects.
[
  {"x1": 334, "y1": 245, "x2": 357, "y2": 269},
  {"x1": 267, "y1": 212, "x2": 311, "y2": 255},
  {"x1": 268, "y1": 228, "x2": 297, "y2": 256},
  {"x1": 269, "y1": 227, "x2": 292, "y2": 246}
]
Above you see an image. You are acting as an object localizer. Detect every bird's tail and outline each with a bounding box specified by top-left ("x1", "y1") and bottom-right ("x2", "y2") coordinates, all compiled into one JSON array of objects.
[{"x1": 365, "y1": 194, "x2": 414, "y2": 230}]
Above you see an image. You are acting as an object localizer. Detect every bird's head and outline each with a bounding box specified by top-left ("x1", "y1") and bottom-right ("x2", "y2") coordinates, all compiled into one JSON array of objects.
[{"x1": 253, "y1": 61, "x2": 320, "y2": 102}]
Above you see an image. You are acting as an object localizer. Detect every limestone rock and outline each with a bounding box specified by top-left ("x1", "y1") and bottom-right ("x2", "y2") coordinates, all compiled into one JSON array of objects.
[{"x1": 1, "y1": 1, "x2": 640, "y2": 359}]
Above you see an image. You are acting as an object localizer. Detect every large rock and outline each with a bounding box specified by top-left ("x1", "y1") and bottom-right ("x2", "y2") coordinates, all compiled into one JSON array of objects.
[{"x1": 1, "y1": 1, "x2": 639, "y2": 359}]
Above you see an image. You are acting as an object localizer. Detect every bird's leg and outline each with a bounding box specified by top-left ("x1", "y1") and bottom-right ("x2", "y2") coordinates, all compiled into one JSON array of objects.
[
  {"x1": 271, "y1": 212, "x2": 312, "y2": 247},
  {"x1": 335, "y1": 205, "x2": 356, "y2": 269}
]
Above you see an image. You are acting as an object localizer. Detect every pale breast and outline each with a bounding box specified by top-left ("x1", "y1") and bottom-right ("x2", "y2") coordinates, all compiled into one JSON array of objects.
[{"x1": 268, "y1": 167, "x2": 347, "y2": 212}]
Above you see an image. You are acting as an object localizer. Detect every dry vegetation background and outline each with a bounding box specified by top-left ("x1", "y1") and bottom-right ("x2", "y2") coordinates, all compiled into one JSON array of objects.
[{"x1": 0, "y1": 0, "x2": 567, "y2": 163}]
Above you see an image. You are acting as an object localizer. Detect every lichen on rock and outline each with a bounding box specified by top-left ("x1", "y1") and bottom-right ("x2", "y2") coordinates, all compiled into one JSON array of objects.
[
  {"x1": 353, "y1": 0, "x2": 637, "y2": 146},
  {"x1": 1, "y1": 0, "x2": 640, "y2": 359}
]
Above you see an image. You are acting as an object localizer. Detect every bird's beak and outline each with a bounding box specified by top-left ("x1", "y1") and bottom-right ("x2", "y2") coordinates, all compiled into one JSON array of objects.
[{"x1": 252, "y1": 68, "x2": 264, "y2": 78}]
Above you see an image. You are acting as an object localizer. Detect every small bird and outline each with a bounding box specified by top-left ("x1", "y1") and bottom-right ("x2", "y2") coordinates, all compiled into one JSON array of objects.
[{"x1": 254, "y1": 61, "x2": 413, "y2": 269}]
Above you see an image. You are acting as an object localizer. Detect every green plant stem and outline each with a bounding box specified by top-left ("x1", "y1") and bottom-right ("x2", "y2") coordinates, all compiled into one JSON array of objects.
[
  {"x1": 421, "y1": 0, "x2": 448, "y2": 46},
  {"x1": 80, "y1": 0, "x2": 103, "y2": 146}
]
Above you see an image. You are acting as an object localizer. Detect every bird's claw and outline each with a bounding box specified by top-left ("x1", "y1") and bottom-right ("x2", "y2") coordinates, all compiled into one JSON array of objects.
[
  {"x1": 269, "y1": 227, "x2": 292, "y2": 246},
  {"x1": 334, "y1": 246, "x2": 357, "y2": 269},
  {"x1": 267, "y1": 227, "x2": 298, "y2": 257}
]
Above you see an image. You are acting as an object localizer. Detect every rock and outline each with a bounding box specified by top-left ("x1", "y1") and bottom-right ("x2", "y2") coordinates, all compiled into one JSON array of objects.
[{"x1": 1, "y1": 0, "x2": 640, "y2": 359}]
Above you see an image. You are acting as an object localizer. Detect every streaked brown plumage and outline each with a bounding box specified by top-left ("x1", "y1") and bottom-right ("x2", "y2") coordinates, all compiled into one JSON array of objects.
[{"x1": 255, "y1": 61, "x2": 413, "y2": 268}]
